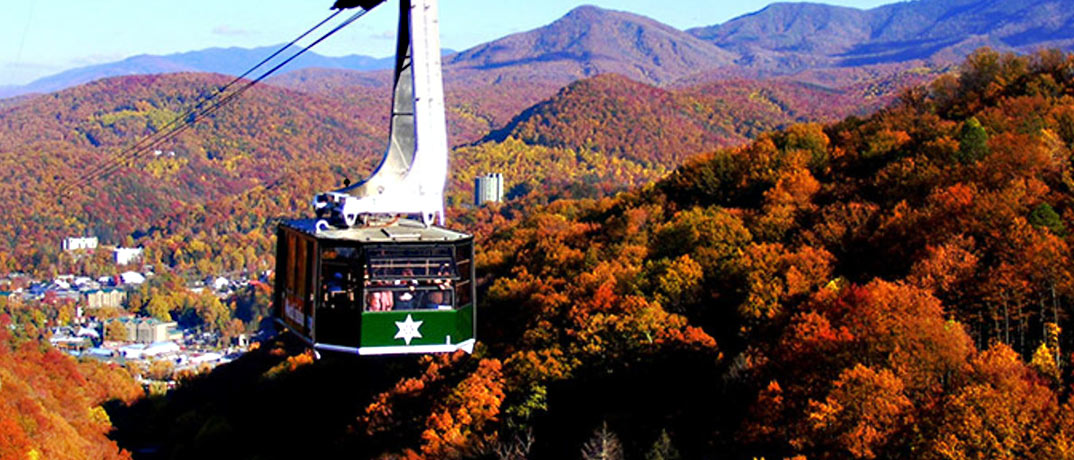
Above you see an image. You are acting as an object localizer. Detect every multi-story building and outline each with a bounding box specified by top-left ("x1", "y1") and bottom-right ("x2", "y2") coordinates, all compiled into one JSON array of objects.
[
  {"x1": 62, "y1": 236, "x2": 99, "y2": 251},
  {"x1": 474, "y1": 173, "x2": 504, "y2": 206},
  {"x1": 114, "y1": 247, "x2": 143, "y2": 265},
  {"x1": 84, "y1": 288, "x2": 126, "y2": 309},
  {"x1": 109, "y1": 317, "x2": 182, "y2": 344}
]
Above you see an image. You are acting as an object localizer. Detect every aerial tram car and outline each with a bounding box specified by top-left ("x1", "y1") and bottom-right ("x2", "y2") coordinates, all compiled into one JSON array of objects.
[{"x1": 274, "y1": 0, "x2": 475, "y2": 356}]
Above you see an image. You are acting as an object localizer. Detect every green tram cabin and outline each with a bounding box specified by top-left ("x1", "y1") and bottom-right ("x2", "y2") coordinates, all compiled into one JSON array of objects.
[{"x1": 274, "y1": 219, "x2": 475, "y2": 355}]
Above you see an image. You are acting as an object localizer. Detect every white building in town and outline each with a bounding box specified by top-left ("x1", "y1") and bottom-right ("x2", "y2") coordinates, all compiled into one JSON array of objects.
[
  {"x1": 475, "y1": 173, "x2": 504, "y2": 206},
  {"x1": 118, "y1": 341, "x2": 180, "y2": 359},
  {"x1": 114, "y1": 247, "x2": 144, "y2": 265},
  {"x1": 62, "y1": 236, "x2": 99, "y2": 251},
  {"x1": 120, "y1": 271, "x2": 146, "y2": 285}
]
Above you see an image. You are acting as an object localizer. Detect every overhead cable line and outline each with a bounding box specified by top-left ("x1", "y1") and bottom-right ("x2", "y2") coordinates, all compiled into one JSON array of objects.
[
  {"x1": 59, "y1": 7, "x2": 373, "y2": 198},
  {"x1": 60, "y1": 8, "x2": 367, "y2": 196}
]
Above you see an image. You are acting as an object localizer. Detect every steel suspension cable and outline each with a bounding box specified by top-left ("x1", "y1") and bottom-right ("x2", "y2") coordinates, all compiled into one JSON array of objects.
[{"x1": 60, "y1": 7, "x2": 371, "y2": 197}]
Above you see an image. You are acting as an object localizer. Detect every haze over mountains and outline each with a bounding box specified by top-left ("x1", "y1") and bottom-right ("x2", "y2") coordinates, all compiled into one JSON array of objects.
[
  {"x1": 4, "y1": 0, "x2": 1074, "y2": 100},
  {"x1": 0, "y1": 46, "x2": 398, "y2": 99}
]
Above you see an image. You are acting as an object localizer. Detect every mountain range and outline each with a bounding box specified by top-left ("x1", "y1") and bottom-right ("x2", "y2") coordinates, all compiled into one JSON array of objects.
[
  {"x1": 443, "y1": 5, "x2": 738, "y2": 86},
  {"x1": 5, "y1": 0, "x2": 1074, "y2": 100},
  {"x1": 0, "y1": 46, "x2": 436, "y2": 100},
  {"x1": 690, "y1": 0, "x2": 1074, "y2": 70},
  {"x1": 451, "y1": 0, "x2": 1074, "y2": 83}
]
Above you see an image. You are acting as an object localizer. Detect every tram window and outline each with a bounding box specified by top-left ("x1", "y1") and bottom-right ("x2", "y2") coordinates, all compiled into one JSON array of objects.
[
  {"x1": 363, "y1": 279, "x2": 455, "y2": 312},
  {"x1": 366, "y1": 246, "x2": 457, "y2": 279},
  {"x1": 284, "y1": 234, "x2": 314, "y2": 301},
  {"x1": 295, "y1": 239, "x2": 308, "y2": 299},
  {"x1": 280, "y1": 234, "x2": 316, "y2": 333},
  {"x1": 363, "y1": 245, "x2": 462, "y2": 312},
  {"x1": 456, "y1": 242, "x2": 473, "y2": 308},
  {"x1": 322, "y1": 246, "x2": 362, "y2": 308},
  {"x1": 285, "y1": 234, "x2": 297, "y2": 293}
]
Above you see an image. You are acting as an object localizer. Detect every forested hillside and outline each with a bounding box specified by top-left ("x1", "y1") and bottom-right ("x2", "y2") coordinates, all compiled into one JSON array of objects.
[
  {"x1": 267, "y1": 68, "x2": 567, "y2": 145},
  {"x1": 0, "y1": 59, "x2": 911, "y2": 283},
  {"x1": 0, "y1": 305, "x2": 141, "y2": 460},
  {"x1": 0, "y1": 72, "x2": 386, "y2": 276},
  {"x1": 486, "y1": 74, "x2": 897, "y2": 165},
  {"x1": 101, "y1": 48, "x2": 1074, "y2": 459}
]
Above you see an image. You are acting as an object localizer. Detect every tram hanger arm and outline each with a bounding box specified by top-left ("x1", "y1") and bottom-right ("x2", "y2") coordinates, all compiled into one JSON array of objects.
[
  {"x1": 313, "y1": 0, "x2": 449, "y2": 228},
  {"x1": 332, "y1": 0, "x2": 386, "y2": 9}
]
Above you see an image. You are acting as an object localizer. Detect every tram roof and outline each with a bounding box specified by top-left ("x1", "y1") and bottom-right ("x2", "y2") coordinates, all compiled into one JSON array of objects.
[{"x1": 281, "y1": 218, "x2": 471, "y2": 243}]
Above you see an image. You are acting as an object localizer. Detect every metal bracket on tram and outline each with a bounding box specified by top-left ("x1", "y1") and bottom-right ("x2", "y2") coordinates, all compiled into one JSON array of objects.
[{"x1": 314, "y1": 0, "x2": 449, "y2": 231}]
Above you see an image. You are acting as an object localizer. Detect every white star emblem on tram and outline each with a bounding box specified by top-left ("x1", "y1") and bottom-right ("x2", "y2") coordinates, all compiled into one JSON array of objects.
[{"x1": 394, "y1": 314, "x2": 424, "y2": 345}]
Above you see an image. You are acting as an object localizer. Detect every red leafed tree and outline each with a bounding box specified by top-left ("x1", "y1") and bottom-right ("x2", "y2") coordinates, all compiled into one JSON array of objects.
[
  {"x1": 927, "y1": 344, "x2": 1058, "y2": 459},
  {"x1": 799, "y1": 364, "x2": 914, "y2": 459},
  {"x1": 421, "y1": 359, "x2": 507, "y2": 459}
]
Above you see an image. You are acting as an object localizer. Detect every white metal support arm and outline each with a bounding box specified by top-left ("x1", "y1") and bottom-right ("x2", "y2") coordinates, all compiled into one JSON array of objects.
[{"x1": 314, "y1": 0, "x2": 449, "y2": 228}]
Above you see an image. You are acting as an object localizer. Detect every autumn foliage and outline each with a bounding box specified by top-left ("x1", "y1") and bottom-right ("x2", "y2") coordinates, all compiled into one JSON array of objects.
[
  {"x1": 0, "y1": 322, "x2": 141, "y2": 459},
  {"x1": 412, "y1": 48, "x2": 1074, "y2": 458},
  {"x1": 12, "y1": 48, "x2": 1074, "y2": 459}
]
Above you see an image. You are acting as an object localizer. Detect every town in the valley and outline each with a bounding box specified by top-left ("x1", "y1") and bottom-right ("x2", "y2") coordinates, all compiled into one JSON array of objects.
[{"x1": 1, "y1": 236, "x2": 265, "y2": 393}]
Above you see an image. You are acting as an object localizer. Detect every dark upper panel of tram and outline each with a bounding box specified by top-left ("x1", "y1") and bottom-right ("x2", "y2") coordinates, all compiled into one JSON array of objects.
[{"x1": 282, "y1": 218, "x2": 471, "y2": 243}]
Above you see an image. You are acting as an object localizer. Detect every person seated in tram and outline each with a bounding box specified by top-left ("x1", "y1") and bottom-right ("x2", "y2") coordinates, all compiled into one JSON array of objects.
[
  {"x1": 394, "y1": 289, "x2": 417, "y2": 310},
  {"x1": 422, "y1": 288, "x2": 452, "y2": 309},
  {"x1": 365, "y1": 284, "x2": 394, "y2": 311}
]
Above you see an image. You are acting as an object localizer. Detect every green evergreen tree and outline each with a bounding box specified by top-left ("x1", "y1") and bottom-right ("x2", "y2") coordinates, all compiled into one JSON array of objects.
[
  {"x1": 957, "y1": 117, "x2": 989, "y2": 163},
  {"x1": 1029, "y1": 203, "x2": 1065, "y2": 235}
]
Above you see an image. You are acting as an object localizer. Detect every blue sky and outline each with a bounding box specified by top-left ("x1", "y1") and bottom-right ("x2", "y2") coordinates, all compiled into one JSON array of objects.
[{"x1": 0, "y1": 0, "x2": 893, "y2": 86}]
